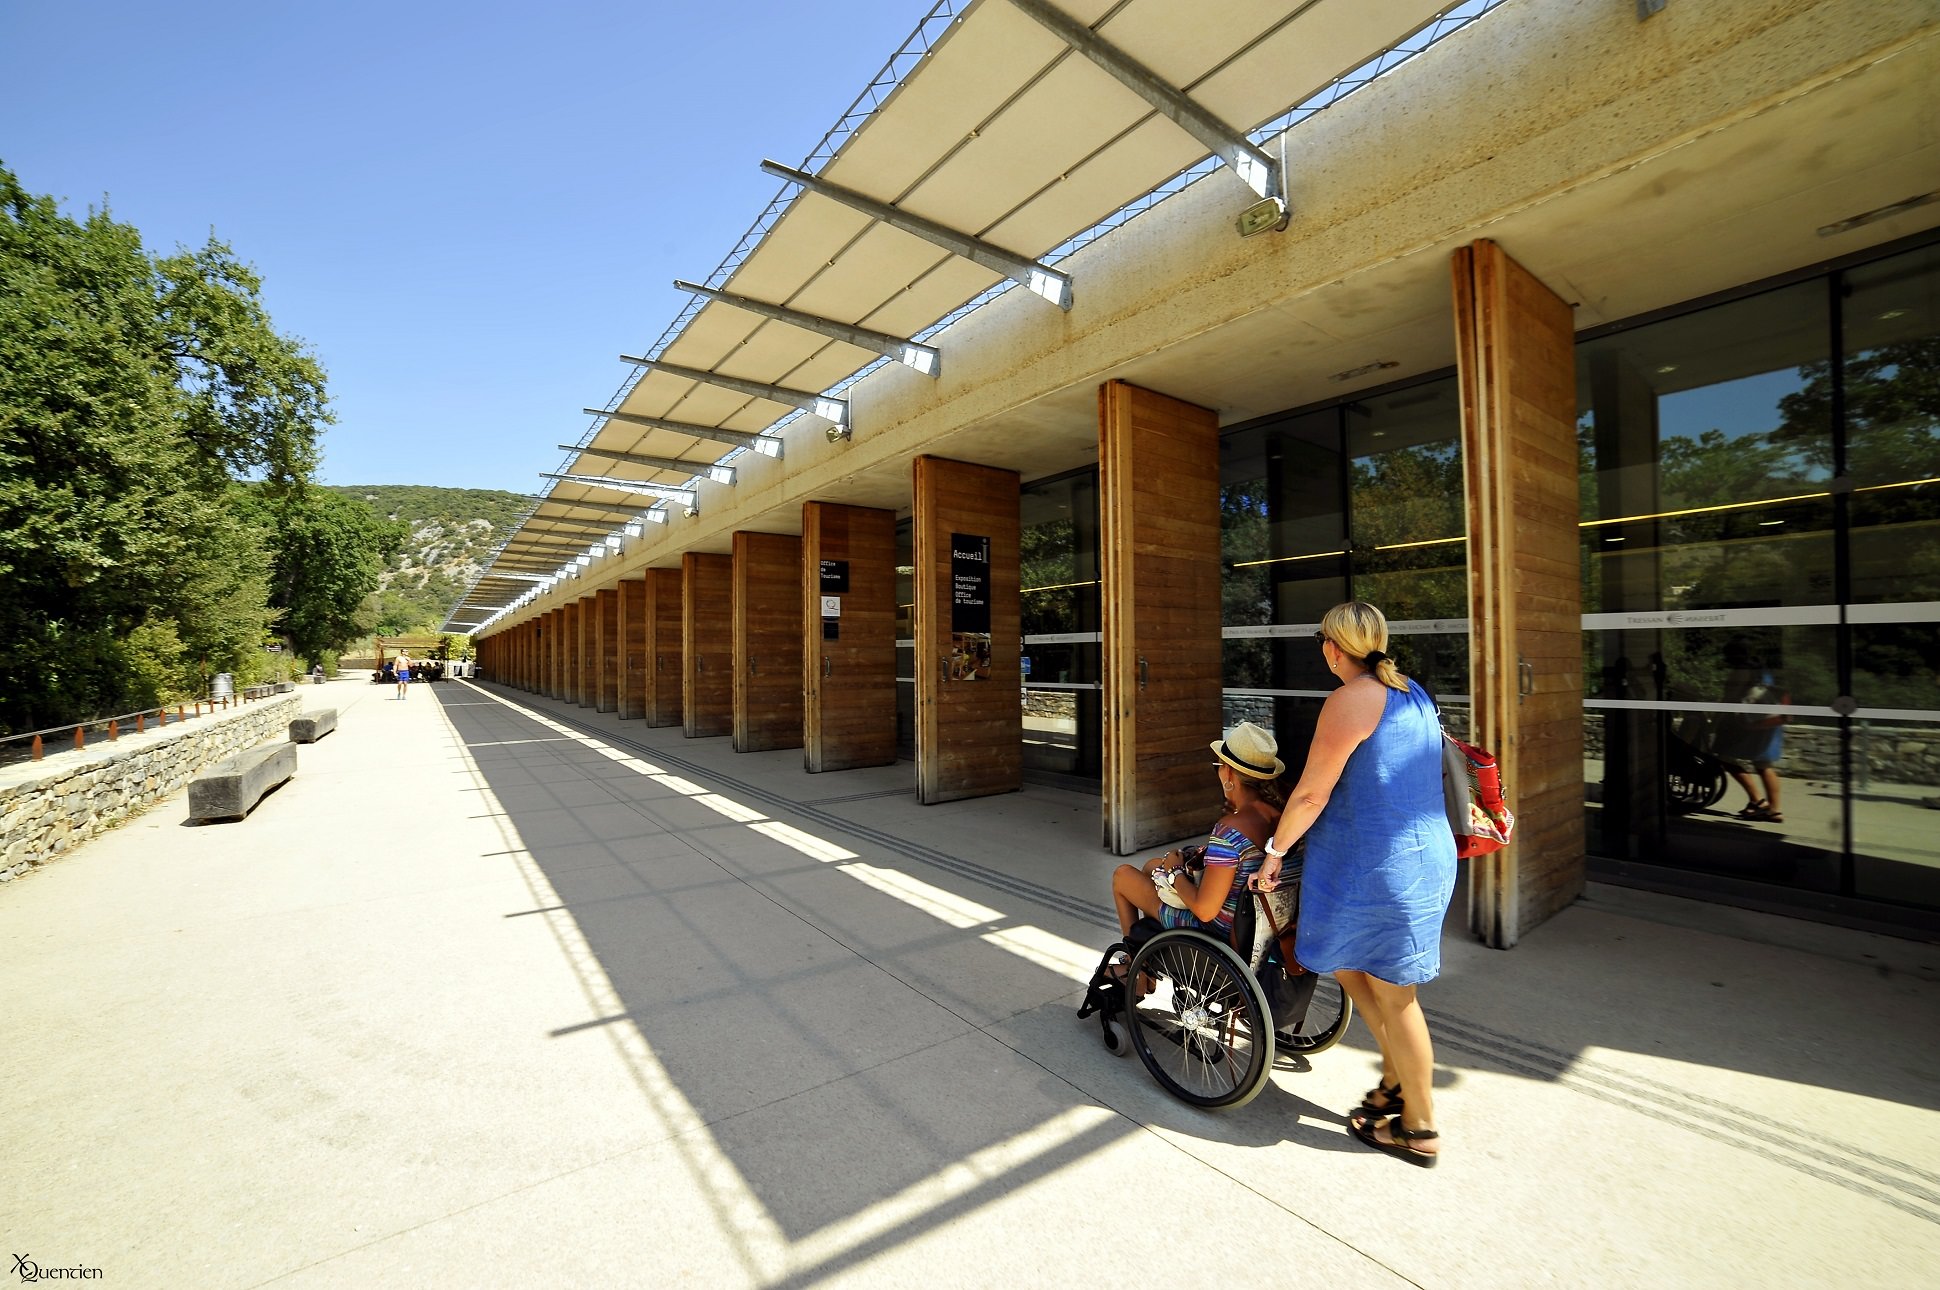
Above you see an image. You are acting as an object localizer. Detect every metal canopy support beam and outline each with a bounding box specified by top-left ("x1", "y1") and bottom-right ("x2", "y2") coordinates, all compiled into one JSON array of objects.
[
  {"x1": 673, "y1": 279, "x2": 941, "y2": 378},
  {"x1": 561, "y1": 443, "x2": 735, "y2": 486},
  {"x1": 522, "y1": 494, "x2": 661, "y2": 519},
  {"x1": 1006, "y1": 0, "x2": 1287, "y2": 221},
  {"x1": 581, "y1": 407, "x2": 783, "y2": 458},
  {"x1": 518, "y1": 520, "x2": 626, "y2": 538},
  {"x1": 759, "y1": 160, "x2": 1073, "y2": 310},
  {"x1": 617, "y1": 355, "x2": 850, "y2": 427},
  {"x1": 501, "y1": 538, "x2": 605, "y2": 554},
  {"x1": 540, "y1": 472, "x2": 699, "y2": 507}
]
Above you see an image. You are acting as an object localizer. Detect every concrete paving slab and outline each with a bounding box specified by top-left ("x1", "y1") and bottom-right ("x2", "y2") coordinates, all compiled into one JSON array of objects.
[{"x1": 2, "y1": 677, "x2": 1935, "y2": 1288}]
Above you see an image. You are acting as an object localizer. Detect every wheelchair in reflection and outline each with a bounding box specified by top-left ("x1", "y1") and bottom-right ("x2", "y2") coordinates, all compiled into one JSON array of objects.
[{"x1": 1078, "y1": 857, "x2": 1352, "y2": 1110}]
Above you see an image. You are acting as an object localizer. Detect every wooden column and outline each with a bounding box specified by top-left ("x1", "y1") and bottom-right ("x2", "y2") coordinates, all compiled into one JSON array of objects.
[
  {"x1": 577, "y1": 595, "x2": 597, "y2": 707},
  {"x1": 1098, "y1": 380, "x2": 1223, "y2": 854},
  {"x1": 1453, "y1": 238, "x2": 1586, "y2": 948},
  {"x1": 546, "y1": 610, "x2": 563, "y2": 699},
  {"x1": 913, "y1": 456, "x2": 1021, "y2": 804},
  {"x1": 802, "y1": 502, "x2": 897, "y2": 773},
  {"x1": 595, "y1": 587, "x2": 619, "y2": 713},
  {"x1": 618, "y1": 578, "x2": 647, "y2": 720},
  {"x1": 732, "y1": 531, "x2": 805, "y2": 753},
  {"x1": 644, "y1": 567, "x2": 685, "y2": 728},
  {"x1": 682, "y1": 552, "x2": 733, "y2": 738}
]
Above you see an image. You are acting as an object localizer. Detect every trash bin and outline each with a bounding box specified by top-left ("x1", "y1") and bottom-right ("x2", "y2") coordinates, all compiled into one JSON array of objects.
[{"x1": 212, "y1": 673, "x2": 234, "y2": 700}]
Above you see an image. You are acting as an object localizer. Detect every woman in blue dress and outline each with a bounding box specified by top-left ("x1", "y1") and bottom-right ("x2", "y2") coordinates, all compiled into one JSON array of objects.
[{"x1": 1259, "y1": 601, "x2": 1456, "y2": 1167}]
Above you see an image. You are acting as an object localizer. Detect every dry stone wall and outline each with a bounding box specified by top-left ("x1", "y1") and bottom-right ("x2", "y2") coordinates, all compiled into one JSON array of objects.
[{"x1": 0, "y1": 695, "x2": 302, "y2": 884}]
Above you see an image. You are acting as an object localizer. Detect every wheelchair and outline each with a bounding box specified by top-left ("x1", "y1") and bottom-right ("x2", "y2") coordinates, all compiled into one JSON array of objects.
[{"x1": 1078, "y1": 862, "x2": 1352, "y2": 1110}]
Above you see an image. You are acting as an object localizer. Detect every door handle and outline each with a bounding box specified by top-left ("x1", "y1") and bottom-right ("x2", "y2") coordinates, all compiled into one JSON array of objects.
[
  {"x1": 1518, "y1": 655, "x2": 1534, "y2": 704},
  {"x1": 750, "y1": 655, "x2": 758, "y2": 676},
  {"x1": 1138, "y1": 655, "x2": 1149, "y2": 691},
  {"x1": 823, "y1": 656, "x2": 833, "y2": 679}
]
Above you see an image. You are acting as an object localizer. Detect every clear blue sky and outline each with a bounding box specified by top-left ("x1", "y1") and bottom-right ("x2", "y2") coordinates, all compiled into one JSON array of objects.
[{"x1": 1, "y1": 1, "x2": 921, "y2": 491}]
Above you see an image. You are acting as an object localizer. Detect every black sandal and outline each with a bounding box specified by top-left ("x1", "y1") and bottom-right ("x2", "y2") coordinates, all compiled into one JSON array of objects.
[
  {"x1": 1349, "y1": 1082, "x2": 1404, "y2": 1125},
  {"x1": 1351, "y1": 1117, "x2": 1440, "y2": 1168}
]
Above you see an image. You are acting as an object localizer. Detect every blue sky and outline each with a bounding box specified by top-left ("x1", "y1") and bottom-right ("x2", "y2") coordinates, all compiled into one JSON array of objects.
[{"x1": 1, "y1": 1, "x2": 921, "y2": 491}]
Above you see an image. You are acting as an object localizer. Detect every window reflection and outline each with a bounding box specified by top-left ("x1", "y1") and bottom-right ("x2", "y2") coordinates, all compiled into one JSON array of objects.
[
  {"x1": 1218, "y1": 376, "x2": 1468, "y2": 771},
  {"x1": 1020, "y1": 470, "x2": 1100, "y2": 781},
  {"x1": 1578, "y1": 240, "x2": 1940, "y2": 912}
]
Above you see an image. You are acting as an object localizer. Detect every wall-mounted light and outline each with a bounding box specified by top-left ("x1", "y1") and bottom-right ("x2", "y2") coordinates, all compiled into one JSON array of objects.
[{"x1": 826, "y1": 424, "x2": 852, "y2": 444}]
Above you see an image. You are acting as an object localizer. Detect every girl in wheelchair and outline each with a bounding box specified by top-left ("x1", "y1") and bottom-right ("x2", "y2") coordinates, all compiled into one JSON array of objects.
[{"x1": 1108, "y1": 721, "x2": 1285, "y2": 946}]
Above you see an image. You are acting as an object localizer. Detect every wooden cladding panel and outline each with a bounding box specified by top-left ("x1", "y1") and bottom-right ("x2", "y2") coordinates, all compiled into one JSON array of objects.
[
  {"x1": 732, "y1": 531, "x2": 805, "y2": 753},
  {"x1": 1453, "y1": 238, "x2": 1585, "y2": 948},
  {"x1": 682, "y1": 552, "x2": 733, "y2": 738},
  {"x1": 912, "y1": 456, "x2": 1021, "y2": 804},
  {"x1": 618, "y1": 578, "x2": 647, "y2": 720},
  {"x1": 802, "y1": 502, "x2": 898, "y2": 773},
  {"x1": 1099, "y1": 380, "x2": 1223, "y2": 853},
  {"x1": 551, "y1": 609, "x2": 565, "y2": 700},
  {"x1": 577, "y1": 596, "x2": 597, "y2": 707},
  {"x1": 564, "y1": 604, "x2": 582, "y2": 704},
  {"x1": 645, "y1": 567, "x2": 685, "y2": 728},
  {"x1": 595, "y1": 588, "x2": 620, "y2": 713}
]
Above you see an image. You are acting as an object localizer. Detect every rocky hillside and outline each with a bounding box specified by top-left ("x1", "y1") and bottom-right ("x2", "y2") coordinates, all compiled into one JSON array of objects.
[{"x1": 328, "y1": 485, "x2": 528, "y2": 634}]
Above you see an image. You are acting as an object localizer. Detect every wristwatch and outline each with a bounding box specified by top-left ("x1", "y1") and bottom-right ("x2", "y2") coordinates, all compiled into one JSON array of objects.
[{"x1": 1263, "y1": 838, "x2": 1287, "y2": 858}]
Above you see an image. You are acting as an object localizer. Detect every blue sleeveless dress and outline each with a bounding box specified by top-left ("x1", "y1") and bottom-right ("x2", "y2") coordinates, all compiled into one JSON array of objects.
[{"x1": 1294, "y1": 679, "x2": 1456, "y2": 986}]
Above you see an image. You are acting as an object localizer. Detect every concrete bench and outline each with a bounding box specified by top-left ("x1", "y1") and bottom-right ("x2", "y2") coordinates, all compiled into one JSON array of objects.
[
  {"x1": 289, "y1": 709, "x2": 337, "y2": 744},
  {"x1": 186, "y1": 743, "x2": 297, "y2": 822}
]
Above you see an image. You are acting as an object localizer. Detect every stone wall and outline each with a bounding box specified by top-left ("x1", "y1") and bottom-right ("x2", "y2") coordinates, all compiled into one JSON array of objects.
[
  {"x1": 1583, "y1": 712, "x2": 1937, "y2": 785},
  {"x1": 0, "y1": 694, "x2": 302, "y2": 884}
]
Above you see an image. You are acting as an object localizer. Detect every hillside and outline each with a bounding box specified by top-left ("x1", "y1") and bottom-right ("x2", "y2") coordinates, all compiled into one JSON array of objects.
[{"x1": 328, "y1": 485, "x2": 528, "y2": 634}]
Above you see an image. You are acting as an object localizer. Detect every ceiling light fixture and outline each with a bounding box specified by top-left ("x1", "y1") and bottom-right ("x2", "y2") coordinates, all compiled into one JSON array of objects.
[
  {"x1": 1329, "y1": 360, "x2": 1399, "y2": 383},
  {"x1": 1817, "y1": 191, "x2": 1939, "y2": 237}
]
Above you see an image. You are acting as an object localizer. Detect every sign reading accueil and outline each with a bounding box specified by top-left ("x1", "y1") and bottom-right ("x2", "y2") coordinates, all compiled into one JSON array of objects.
[{"x1": 950, "y1": 534, "x2": 990, "y2": 634}]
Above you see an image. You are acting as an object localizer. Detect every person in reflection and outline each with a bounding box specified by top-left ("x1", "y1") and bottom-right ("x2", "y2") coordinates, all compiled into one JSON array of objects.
[
  {"x1": 1108, "y1": 723, "x2": 1285, "y2": 948},
  {"x1": 1718, "y1": 638, "x2": 1788, "y2": 824},
  {"x1": 1258, "y1": 600, "x2": 1456, "y2": 1168}
]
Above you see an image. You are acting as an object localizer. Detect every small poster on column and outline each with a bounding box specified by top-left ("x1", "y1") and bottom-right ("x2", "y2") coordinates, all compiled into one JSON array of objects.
[{"x1": 949, "y1": 632, "x2": 991, "y2": 681}]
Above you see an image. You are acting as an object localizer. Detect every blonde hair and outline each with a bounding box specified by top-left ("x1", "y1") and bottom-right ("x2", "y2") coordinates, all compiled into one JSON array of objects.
[{"x1": 1320, "y1": 600, "x2": 1410, "y2": 693}]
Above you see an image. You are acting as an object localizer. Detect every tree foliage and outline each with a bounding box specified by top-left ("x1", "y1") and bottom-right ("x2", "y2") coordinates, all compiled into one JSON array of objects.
[{"x1": 0, "y1": 164, "x2": 365, "y2": 733}]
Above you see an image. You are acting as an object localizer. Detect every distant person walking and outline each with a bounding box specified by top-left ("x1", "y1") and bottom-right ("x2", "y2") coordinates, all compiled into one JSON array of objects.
[{"x1": 395, "y1": 653, "x2": 412, "y2": 700}]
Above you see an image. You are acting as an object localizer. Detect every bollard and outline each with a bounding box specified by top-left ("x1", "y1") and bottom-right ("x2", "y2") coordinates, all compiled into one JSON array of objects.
[
  {"x1": 74, "y1": 727, "x2": 85, "y2": 751},
  {"x1": 136, "y1": 713, "x2": 145, "y2": 733},
  {"x1": 109, "y1": 719, "x2": 119, "y2": 741},
  {"x1": 31, "y1": 735, "x2": 42, "y2": 761}
]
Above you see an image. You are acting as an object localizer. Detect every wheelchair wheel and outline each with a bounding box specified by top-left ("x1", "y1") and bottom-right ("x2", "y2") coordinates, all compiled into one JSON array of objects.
[
  {"x1": 1276, "y1": 972, "x2": 1352, "y2": 1056},
  {"x1": 1125, "y1": 929, "x2": 1274, "y2": 1110}
]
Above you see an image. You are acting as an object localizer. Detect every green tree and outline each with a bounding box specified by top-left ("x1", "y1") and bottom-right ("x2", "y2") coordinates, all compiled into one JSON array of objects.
[
  {"x1": 0, "y1": 164, "x2": 329, "y2": 732},
  {"x1": 235, "y1": 485, "x2": 403, "y2": 668}
]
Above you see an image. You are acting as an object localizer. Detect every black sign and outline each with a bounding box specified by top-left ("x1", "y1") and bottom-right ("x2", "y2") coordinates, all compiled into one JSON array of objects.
[
  {"x1": 950, "y1": 533, "x2": 991, "y2": 634},
  {"x1": 819, "y1": 560, "x2": 850, "y2": 594}
]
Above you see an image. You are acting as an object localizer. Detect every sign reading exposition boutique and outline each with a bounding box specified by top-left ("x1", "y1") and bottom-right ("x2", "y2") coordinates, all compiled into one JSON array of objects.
[{"x1": 949, "y1": 533, "x2": 991, "y2": 681}]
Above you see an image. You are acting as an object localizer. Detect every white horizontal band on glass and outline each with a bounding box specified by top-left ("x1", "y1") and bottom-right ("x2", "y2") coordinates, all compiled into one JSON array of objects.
[
  {"x1": 1022, "y1": 681, "x2": 1101, "y2": 691},
  {"x1": 1585, "y1": 698, "x2": 1939, "y2": 721},
  {"x1": 1023, "y1": 632, "x2": 1101, "y2": 645}
]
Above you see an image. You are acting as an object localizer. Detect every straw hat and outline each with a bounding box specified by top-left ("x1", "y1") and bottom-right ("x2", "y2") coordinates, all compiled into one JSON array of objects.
[{"x1": 1210, "y1": 722, "x2": 1284, "y2": 779}]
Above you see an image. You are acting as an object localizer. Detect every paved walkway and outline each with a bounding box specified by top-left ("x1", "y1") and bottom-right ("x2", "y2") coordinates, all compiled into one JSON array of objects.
[{"x1": 3, "y1": 679, "x2": 1937, "y2": 1288}]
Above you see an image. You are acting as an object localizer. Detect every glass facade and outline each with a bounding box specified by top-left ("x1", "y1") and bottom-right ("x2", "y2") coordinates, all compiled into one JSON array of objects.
[
  {"x1": 1219, "y1": 378, "x2": 1470, "y2": 777},
  {"x1": 1019, "y1": 469, "x2": 1101, "y2": 783},
  {"x1": 1579, "y1": 237, "x2": 1940, "y2": 917}
]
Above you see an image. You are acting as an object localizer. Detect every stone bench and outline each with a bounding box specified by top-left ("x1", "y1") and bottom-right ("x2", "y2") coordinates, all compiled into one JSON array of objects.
[
  {"x1": 186, "y1": 743, "x2": 297, "y2": 822},
  {"x1": 289, "y1": 709, "x2": 337, "y2": 744}
]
